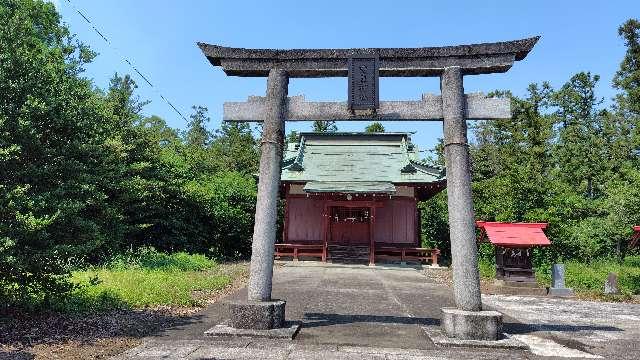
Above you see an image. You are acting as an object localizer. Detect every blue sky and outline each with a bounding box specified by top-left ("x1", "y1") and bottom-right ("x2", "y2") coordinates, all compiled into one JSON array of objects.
[{"x1": 54, "y1": 0, "x2": 637, "y2": 152}]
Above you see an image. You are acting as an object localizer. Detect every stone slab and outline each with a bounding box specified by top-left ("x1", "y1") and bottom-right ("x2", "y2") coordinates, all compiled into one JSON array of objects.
[
  {"x1": 204, "y1": 321, "x2": 301, "y2": 339},
  {"x1": 198, "y1": 37, "x2": 539, "y2": 77},
  {"x1": 547, "y1": 287, "x2": 575, "y2": 297},
  {"x1": 228, "y1": 299, "x2": 286, "y2": 329},
  {"x1": 423, "y1": 327, "x2": 528, "y2": 350},
  {"x1": 494, "y1": 279, "x2": 539, "y2": 288},
  {"x1": 223, "y1": 93, "x2": 510, "y2": 122},
  {"x1": 485, "y1": 284, "x2": 547, "y2": 296},
  {"x1": 441, "y1": 308, "x2": 502, "y2": 341},
  {"x1": 189, "y1": 345, "x2": 290, "y2": 360}
]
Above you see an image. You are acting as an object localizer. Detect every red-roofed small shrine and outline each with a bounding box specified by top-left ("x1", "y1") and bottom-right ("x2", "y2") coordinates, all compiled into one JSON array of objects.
[
  {"x1": 476, "y1": 221, "x2": 550, "y2": 247},
  {"x1": 477, "y1": 221, "x2": 551, "y2": 284}
]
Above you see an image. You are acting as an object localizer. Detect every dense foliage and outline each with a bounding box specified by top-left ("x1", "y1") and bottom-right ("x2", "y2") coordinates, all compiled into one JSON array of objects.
[
  {"x1": 0, "y1": 0, "x2": 257, "y2": 308},
  {"x1": 365, "y1": 122, "x2": 385, "y2": 133},
  {"x1": 421, "y1": 19, "x2": 640, "y2": 266}
]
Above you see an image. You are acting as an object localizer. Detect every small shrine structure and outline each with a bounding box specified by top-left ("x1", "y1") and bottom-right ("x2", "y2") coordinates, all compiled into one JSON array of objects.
[
  {"x1": 476, "y1": 221, "x2": 550, "y2": 284},
  {"x1": 276, "y1": 132, "x2": 445, "y2": 265}
]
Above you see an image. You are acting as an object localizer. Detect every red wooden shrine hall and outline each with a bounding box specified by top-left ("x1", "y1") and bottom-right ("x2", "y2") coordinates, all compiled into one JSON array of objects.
[
  {"x1": 476, "y1": 221, "x2": 551, "y2": 283},
  {"x1": 275, "y1": 132, "x2": 446, "y2": 265}
]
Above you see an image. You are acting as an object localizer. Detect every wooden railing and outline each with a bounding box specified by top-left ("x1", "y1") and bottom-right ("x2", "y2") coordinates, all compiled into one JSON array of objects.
[
  {"x1": 275, "y1": 243, "x2": 326, "y2": 262},
  {"x1": 275, "y1": 243, "x2": 439, "y2": 266},
  {"x1": 374, "y1": 247, "x2": 440, "y2": 266}
]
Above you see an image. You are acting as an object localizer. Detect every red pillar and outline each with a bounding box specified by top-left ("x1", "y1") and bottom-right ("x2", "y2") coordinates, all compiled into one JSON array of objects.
[
  {"x1": 322, "y1": 203, "x2": 329, "y2": 262},
  {"x1": 369, "y1": 206, "x2": 376, "y2": 266},
  {"x1": 283, "y1": 191, "x2": 289, "y2": 243}
]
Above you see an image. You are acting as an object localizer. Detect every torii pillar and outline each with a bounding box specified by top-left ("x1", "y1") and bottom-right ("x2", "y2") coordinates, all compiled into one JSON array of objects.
[{"x1": 198, "y1": 37, "x2": 538, "y2": 340}]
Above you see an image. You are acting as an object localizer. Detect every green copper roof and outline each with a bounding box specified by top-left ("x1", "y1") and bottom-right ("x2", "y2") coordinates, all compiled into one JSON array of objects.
[
  {"x1": 304, "y1": 181, "x2": 396, "y2": 194},
  {"x1": 281, "y1": 132, "x2": 445, "y2": 192}
]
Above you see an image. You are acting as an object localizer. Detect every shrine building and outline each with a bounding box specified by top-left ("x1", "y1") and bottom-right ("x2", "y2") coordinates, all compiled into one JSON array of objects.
[{"x1": 276, "y1": 132, "x2": 445, "y2": 265}]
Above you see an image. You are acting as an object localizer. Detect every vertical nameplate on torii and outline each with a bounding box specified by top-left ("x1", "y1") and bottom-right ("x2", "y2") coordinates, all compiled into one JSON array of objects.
[{"x1": 348, "y1": 55, "x2": 379, "y2": 110}]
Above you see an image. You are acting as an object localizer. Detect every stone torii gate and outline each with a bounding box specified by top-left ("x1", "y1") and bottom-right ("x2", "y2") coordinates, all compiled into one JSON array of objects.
[{"x1": 198, "y1": 37, "x2": 538, "y2": 341}]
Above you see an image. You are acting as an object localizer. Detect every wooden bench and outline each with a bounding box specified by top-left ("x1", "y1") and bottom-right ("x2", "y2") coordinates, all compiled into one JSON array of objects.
[
  {"x1": 374, "y1": 247, "x2": 440, "y2": 266},
  {"x1": 275, "y1": 243, "x2": 326, "y2": 262}
]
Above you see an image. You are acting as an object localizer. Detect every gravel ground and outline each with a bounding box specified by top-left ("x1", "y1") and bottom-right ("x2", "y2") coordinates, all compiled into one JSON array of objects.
[{"x1": 423, "y1": 266, "x2": 640, "y2": 358}]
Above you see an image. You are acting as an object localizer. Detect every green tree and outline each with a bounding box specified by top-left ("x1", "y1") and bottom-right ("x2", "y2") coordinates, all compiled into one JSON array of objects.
[
  {"x1": 613, "y1": 19, "x2": 640, "y2": 116},
  {"x1": 611, "y1": 19, "x2": 640, "y2": 172},
  {"x1": 181, "y1": 106, "x2": 216, "y2": 176},
  {"x1": 312, "y1": 120, "x2": 337, "y2": 132},
  {"x1": 185, "y1": 105, "x2": 211, "y2": 148},
  {"x1": 551, "y1": 72, "x2": 606, "y2": 198},
  {"x1": 286, "y1": 130, "x2": 300, "y2": 143},
  {"x1": 365, "y1": 122, "x2": 385, "y2": 132},
  {"x1": 211, "y1": 122, "x2": 259, "y2": 175},
  {"x1": 471, "y1": 84, "x2": 554, "y2": 222},
  {"x1": 0, "y1": 0, "x2": 120, "y2": 305},
  {"x1": 0, "y1": 1, "x2": 260, "y2": 309}
]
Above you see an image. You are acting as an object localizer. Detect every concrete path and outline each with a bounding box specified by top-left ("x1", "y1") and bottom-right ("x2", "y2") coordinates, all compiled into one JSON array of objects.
[{"x1": 114, "y1": 263, "x2": 640, "y2": 359}]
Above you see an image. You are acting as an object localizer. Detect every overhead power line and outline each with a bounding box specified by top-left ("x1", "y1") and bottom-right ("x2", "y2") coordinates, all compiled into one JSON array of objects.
[{"x1": 63, "y1": 0, "x2": 189, "y2": 123}]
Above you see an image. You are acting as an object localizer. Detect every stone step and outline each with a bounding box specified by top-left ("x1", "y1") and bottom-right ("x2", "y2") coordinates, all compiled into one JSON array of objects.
[
  {"x1": 484, "y1": 284, "x2": 548, "y2": 296},
  {"x1": 495, "y1": 279, "x2": 540, "y2": 288},
  {"x1": 327, "y1": 245, "x2": 370, "y2": 261}
]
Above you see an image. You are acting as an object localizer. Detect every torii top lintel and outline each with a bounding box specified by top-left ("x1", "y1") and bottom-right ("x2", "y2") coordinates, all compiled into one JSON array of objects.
[{"x1": 197, "y1": 37, "x2": 539, "y2": 78}]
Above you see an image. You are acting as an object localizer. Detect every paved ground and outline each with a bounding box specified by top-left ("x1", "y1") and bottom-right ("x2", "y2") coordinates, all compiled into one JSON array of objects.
[
  {"x1": 484, "y1": 294, "x2": 640, "y2": 359},
  {"x1": 114, "y1": 263, "x2": 640, "y2": 359}
]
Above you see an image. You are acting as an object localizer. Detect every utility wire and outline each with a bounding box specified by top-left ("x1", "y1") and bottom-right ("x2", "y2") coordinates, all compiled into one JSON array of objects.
[{"x1": 63, "y1": 0, "x2": 189, "y2": 123}]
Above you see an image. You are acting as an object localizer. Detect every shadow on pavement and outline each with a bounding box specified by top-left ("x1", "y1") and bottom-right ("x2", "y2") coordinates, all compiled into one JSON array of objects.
[
  {"x1": 303, "y1": 312, "x2": 439, "y2": 328},
  {"x1": 504, "y1": 322, "x2": 623, "y2": 334}
]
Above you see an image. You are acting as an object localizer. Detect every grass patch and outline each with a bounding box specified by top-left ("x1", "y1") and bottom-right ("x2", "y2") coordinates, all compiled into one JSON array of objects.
[
  {"x1": 479, "y1": 256, "x2": 640, "y2": 300},
  {"x1": 68, "y1": 268, "x2": 231, "y2": 310},
  {"x1": 106, "y1": 247, "x2": 216, "y2": 271},
  {"x1": 52, "y1": 249, "x2": 242, "y2": 312},
  {"x1": 535, "y1": 260, "x2": 640, "y2": 296}
]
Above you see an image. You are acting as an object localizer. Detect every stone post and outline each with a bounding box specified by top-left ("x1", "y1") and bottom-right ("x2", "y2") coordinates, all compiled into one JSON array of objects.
[
  {"x1": 548, "y1": 263, "x2": 574, "y2": 297},
  {"x1": 247, "y1": 69, "x2": 289, "y2": 302},
  {"x1": 223, "y1": 69, "x2": 290, "y2": 332},
  {"x1": 604, "y1": 272, "x2": 619, "y2": 295},
  {"x1": 439, "y1": 66, "x2": 502, "y2": 341},
  {"x1": 440, "y1": 66, "x2": 482, "y2": 312}
]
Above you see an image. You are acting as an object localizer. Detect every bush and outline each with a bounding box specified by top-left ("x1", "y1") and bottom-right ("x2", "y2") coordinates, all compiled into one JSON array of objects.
[
  {"x1": 181, "y1": 172, "x2": 256, "y2": 259},
  {"x1": 623, "y1": 255, "x2": 640, "y2": 267},
  {"x1": 478, "y1": 259, "x2": 496, "y2": 279},
  {"x1": 419, "y1": 192, "x2": 450, "y2": 263}
]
